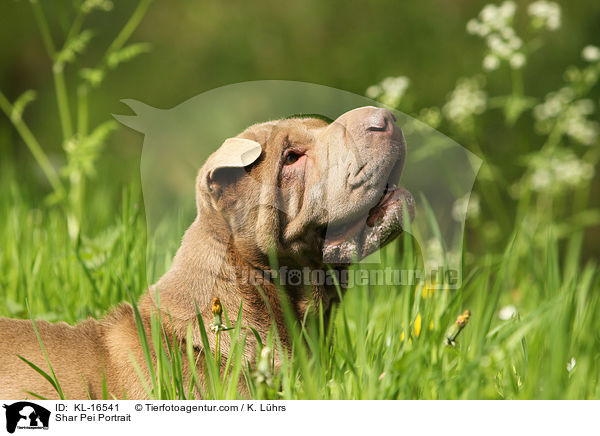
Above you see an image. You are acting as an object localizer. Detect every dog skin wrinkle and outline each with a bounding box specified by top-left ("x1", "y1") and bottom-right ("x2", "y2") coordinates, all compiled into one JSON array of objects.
[{"x1": 0, "y1": 107, "x2": 408, "y2": 399}]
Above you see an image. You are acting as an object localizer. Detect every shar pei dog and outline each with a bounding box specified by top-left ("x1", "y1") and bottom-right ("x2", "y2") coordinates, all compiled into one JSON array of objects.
[{"x1": 0, "y1": 106, "x2": 414, "y2": 399}]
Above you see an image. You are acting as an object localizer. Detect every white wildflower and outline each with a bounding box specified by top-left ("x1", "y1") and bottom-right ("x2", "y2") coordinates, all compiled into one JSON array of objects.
[
  {"x1": 424, "y1": 238, "x2": 445, "y2": 272},
  {"x1": 254, "y1": 346, "x2": 273, "y2": 385},
  {"x1": 566, "y1": 120, "x2": 598, "y2": 145},
  {"x1": 534, "y1": 89, "x2": 599, "y2": 145},
  {"x1": 468, "y1": 2, "x2": 524, "y2": 70},
  {"x1": 470, "y1": 2, "x2": 516, "y2": 35},
  {"x1": 509, "y1": 52, "x2": 526, "y2": 69},
  {"x1": 452, "y1": 193, "x2": 480, "y2": 222},
  {"x1": 418, "y1": 107, "x2": 441, "y2": 128},
  {"x1": 442, "y1": 77, "x2": 487, "y2": 126},
  {"x1": 451, "y1": 196, "x2": 467, "y2": 223},
  {"x1": 563, "y1": 99, "x2": 599, "y2": 145},
  {"x1": 507, "y1": 35, "x2": 522, "y2": 51},
  {"x1": 487, "y1": 34, "x2": 512, "y2": 58},
  {"x1": 533, "y1": 87, "x2": 574, "y2": 122},
  {"x1": 466, "y1": 19, "x2": 482, "y2": 36},
  {"x1": 530, "y1": 168, "x2": 552, "y2": 191},
  {"x1": 479, "y1": 22, "x2": 492, "y2": 37},
  {"x1": 483, "y1": 54, "x2": 500, "y2": 71},
  {"x1": 526, "y1": 150, "x2": 595, "y2": 194},
  {"x1": 424, "y1": 239, "x2": 461, "y2": 274},
  {"x1": 582, "y1": 45, "x2": 600, "y2": 62},
  {"x1": 555, "y1": 159, "x2": 594, "y2": 186},
  {"x1": 380, "y1": 76, "x2": 410, "y2": 106},
  {"x1": 567, "y1": 357, "x2": 576, "y2": 372},
  {"x1": 366, "y1": 77, "x2": 410, "y2": 107},
  {"x1": 365, "y1": 85, "x2": 382, "y2": 99},
  {"x1": 500, "y1": 25, "x2": 516, "y2": 40},
  {"x1": 498, "y1": 1, "x2": 516, "y2": 19},
  {"x1": 498, "y1": 305, "x2": 518, "y2": 320},
  {"x1": 481, "y1": 4, "x2": 499, "y2": 23},
  {"x1": 82, "y1": 0, "x2": 113, "y2": 13},
  {"x1": 528, "y1": 1, "x2": 561, "y2": 31}
]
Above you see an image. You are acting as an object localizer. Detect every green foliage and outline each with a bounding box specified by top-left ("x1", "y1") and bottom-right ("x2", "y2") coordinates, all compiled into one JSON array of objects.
[
  {"x1": 0, "y1": 0, "x2": 152, "y2": 238},
  {"x1": 0, "y1": 0, "x2": 599, "y2": 400},
  {"x1": 107, "y1": 43, "x2": 152, "y2": 70},
  {"x1": 62, "y1": 121, "x2": 119, "y2": 179},
  {"x1": 10, "y1": 90, "x2": 37, "y2": 124},
  {"x1": 368, "y1": 1, "x2": 600, "y2": 256},
  {"x1": 1, "y1": 167, "x2": 599, "y2": 399},
  {"x1": 55, "y1": 30, "x2": 94, "y2": 70}
]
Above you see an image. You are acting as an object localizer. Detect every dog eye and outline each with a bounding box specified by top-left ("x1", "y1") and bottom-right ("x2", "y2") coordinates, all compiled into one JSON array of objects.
[{"x1": 283, "y1": 150, "x2": 302, "y2": 165}]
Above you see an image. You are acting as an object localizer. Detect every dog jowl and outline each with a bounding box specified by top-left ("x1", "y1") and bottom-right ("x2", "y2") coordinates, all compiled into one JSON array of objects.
[{"x1": 0, "y1": 106, "x2": 414, "y2": 399}]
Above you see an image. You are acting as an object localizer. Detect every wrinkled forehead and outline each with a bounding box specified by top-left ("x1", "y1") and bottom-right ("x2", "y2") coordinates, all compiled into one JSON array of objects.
[{"x1": 237, "y1": 117, "x2": 330, "y2": 151}]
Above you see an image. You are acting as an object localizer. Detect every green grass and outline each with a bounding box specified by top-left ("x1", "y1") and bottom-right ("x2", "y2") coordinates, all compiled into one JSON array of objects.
[
  {"x1": 1, "y1": 163, "x2": 599, "y2": 400},
  {"x1": 1, "y1": 0, "x2": 598, "y2": 401}
]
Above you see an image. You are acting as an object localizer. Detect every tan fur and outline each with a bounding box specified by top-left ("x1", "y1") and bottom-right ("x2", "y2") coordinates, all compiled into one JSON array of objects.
[{"x1": 0, "y1": 107, "x2": 408, "y2": 399}]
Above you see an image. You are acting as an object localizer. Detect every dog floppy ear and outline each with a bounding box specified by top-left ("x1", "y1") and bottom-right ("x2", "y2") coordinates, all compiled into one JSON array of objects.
[{"x1": 203, "y1": 137, "x2": 262, "y2": 194}]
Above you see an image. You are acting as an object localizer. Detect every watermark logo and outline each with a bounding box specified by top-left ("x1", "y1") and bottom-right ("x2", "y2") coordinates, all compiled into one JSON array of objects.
[
  {"x1": 238, "y1": 266, "x2": 460, "y2": 288},
  {"x1": 2, "y1": 402, "x2": 50, "y2": 434},
  {"x1": 115, "y1": 80, "x2": 481, "y2": 289}
]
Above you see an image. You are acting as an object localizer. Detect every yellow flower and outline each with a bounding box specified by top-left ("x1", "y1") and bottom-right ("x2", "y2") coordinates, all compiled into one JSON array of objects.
[
  {"x1": 445, "y1": 309, "x2": 472, "y2": 346},
  {"x1": 422, "y1": 283, "x2": 436, "y2": 299},
  {"x1": 211, "y1": 297, "x2": 224, "y2": 331},
  {"x1": 456, "y1": 309, "x2": 471, "y2": 327},
  {"x1": 401, "y1": 313, "x2": 425, "y2": 342},
  {"x1": 414, "y1": 313, "x2": 422, "y2": 337},
  {"x1": 211, "y1": 297, "x2": 222, "y2": 316}
]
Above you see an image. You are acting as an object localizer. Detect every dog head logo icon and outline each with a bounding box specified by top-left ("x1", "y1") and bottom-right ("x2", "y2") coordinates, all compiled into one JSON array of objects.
[{"x1": 3, "y1": 402, "x2": 50, "y2": 434}]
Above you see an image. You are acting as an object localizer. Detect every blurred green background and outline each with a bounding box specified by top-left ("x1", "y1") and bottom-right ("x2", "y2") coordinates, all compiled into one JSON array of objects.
[
  {"x1": 1, "y1": 0, "x2": 600, "y2": 400},
  {"x1": 0, "y1": 0, "x2": 599, "y2": 252}
]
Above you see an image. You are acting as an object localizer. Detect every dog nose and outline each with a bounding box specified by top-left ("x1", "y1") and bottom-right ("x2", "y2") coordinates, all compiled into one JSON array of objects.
[{"x1": 365, "y1": 108, "x2": 397, "y2": 133}]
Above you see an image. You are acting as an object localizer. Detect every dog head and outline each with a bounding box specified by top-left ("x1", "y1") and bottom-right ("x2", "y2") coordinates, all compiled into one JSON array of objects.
[{"x1": 196, "y1": 106, "x2": 414, "y2": 268}]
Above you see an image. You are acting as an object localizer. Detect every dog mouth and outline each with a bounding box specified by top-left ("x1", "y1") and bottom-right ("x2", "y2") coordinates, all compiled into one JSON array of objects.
[{"x1": 322, "y1": 182, "x2": 415, "y2": 264}]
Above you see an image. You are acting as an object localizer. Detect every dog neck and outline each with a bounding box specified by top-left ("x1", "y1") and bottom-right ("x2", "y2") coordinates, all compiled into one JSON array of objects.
[{"x1": 148, "y1": 210, "x2": 334, "y2": 348}]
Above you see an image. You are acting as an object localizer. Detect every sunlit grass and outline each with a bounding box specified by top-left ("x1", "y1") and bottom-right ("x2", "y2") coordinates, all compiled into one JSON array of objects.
[{"x1": 1, "y1": 164, "x2": 598, "y2": 400}]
